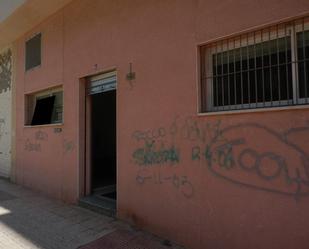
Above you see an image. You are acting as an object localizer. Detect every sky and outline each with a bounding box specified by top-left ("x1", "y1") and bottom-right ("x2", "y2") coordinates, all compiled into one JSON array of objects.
[{"x1": 0, "y1": 0, "x2": 25, "y2": 22}]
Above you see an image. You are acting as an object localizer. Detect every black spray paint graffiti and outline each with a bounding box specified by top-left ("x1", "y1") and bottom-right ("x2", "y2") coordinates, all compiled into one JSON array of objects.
[
  {"x1": 131, "y1": 118, "x2": 226, "y2": 198},
  {"x1": 192, "y1": 122, "x2": 309, "y2": 200},
  {"x1": 132, "y1": 116, "x2": 309, "y2": 200},
  {"x1": 24, "y1": 139, "x2": 41, "y2": 152},
  {"x1": 132, "y1": 127, "x2": 166, "y2": 142},
  {"x1": 35, "y1": 130, "x2": 48, "y2": 141},
  {"x1": 63, "y1": 140, "x2": 74, "y2": 153},
  {"x1": 180, "y1": 117, "x2": 225, "y2": 143},
  {"x1": 25, "y1": 130, "x2": 47, "y2": 152},
  {"x1": 0, "y1": 49, "x2": 12, "y2": 93},
  {"x1": 136, "y1": 169, "x2": 194, "y2": 198},
  {"x1": 132, "y1": 140, "x2": 180, "y2": 166},
  {"x1": 54, "y1": 127, "x2": 62, "y2": 133}
]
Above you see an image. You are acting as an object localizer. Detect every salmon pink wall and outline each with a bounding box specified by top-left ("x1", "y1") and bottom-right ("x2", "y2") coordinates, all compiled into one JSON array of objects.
[{"x1": 14, "y1": 1, "x2": 309, "y2": 249}]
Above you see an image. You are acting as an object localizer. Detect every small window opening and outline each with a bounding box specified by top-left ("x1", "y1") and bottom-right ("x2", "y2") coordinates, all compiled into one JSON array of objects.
[
  {"x1": 26, "y1": 88, "x2": 63, "y2": 126},
  {"x1": 25, "y1": 33, "x2": 41, "y2": 71}
]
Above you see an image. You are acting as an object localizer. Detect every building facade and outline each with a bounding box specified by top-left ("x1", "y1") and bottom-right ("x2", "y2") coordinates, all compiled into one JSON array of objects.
[
  {"x1": 0, "y1": 47, "x2": 13, "y2": 178},
  {"x1": 1, "y1": 1, "x2": 309, "y2": 249}
]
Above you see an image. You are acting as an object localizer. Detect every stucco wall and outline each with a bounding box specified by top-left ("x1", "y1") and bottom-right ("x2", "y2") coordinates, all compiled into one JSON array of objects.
[
  {"x1": 14, "y1": 1, "x2": 309, "y2": 249},
  {"x1": 0, "y1": 48, "x2": 12, "y2": 178},
  {"x1": 15, "y1": 11, "x2": 67, "y2": 200}
]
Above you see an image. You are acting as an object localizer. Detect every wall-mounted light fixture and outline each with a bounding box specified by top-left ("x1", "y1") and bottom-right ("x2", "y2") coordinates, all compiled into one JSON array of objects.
[{"x1": 126, "y1": 62, "x2": 136, "y2": 81}]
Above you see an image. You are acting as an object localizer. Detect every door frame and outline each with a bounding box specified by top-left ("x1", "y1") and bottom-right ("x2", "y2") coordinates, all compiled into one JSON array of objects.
[{"x1": 78, "y1": 69, "x2": 118, "y2": 198}]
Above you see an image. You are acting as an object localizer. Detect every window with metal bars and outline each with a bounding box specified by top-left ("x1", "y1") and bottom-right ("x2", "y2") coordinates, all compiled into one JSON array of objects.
[{"x1": 200, "y1": 16, "x2": 309, "y2": 112}]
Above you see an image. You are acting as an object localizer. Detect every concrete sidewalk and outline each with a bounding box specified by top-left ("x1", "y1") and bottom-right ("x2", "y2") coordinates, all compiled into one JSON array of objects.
[{"x1": 0, "y1": 179, "x2": 183, "y2": 249}]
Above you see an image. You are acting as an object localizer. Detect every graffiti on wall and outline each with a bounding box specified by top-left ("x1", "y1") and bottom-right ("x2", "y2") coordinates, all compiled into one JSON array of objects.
[
  {"x1": 0, "y1": 49, "x2": 12, "y2": 94},
  {"x1": 132, "y1": 140, "x2": 180, "y2": 166},
  {"x1": 24, "y1": 139, "x2": 41, "y2": 152},
  {"x1": 131, "y1": 116, "x2": 309, "y2": 200},
  {"x1": 192, "y1": 122, "x2": 309, "y2": 200},
  {"x1": 136, "y1": 169, "x2": 194, "y2": 198},
  {"x1": 132, "y1": 121, "x2": 192, "y2": 197},
  {"x1": 35, "y1": 130, "x2": 48, "y2": 141},
  {"x1": 63, "y1": 139, "x2": 74, "y2": 154},
  {"x1": 0, "y1": 119, "x2": 5, "y2": 141},
  {"x1": 25, "y1": 130, "x2": 48, "y2": 152},
  {"x1": 25, "y1": 130, "x2": 76, "y2": 154}
]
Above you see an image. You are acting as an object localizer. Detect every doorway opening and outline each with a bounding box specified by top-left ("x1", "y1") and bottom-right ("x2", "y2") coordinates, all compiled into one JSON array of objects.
[
  {"x1": 80, "y1": 71, "x2": 117, "y2": 215},
  {"x1": 91, "y1": 89, "x2": 116, "y2": 200}
]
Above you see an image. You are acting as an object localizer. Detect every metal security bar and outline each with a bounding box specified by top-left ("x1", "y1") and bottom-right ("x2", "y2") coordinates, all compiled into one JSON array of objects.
[{"x1": 200, "y1": 16, "x2": 309, "y2": 112}]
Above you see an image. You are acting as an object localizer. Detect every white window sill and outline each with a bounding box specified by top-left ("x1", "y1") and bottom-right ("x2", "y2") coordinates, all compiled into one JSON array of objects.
[
  {"x1": 198, "y1": 104, "x2": 309, "y2": 116},
  {"x1": 23, "y1": 123, "x2": 63, "y2": 128}
]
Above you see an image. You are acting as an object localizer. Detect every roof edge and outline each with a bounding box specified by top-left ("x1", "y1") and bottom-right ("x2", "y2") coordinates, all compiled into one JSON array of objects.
[{"x1": 0, "y1": 0, "x2": 73, "y2": 48}]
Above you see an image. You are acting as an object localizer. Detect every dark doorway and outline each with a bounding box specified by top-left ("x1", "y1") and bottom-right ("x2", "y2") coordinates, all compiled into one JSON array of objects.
[{"x1": 91, "y1": 90, "x2": 116, "y2": 200}]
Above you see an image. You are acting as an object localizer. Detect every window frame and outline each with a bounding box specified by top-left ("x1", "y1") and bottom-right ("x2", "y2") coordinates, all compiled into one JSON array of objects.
[
  {"x1": 25, "y1": 32, "x2": 42, "y2": 72},
  {"x1": 25, "y1": 86, "x2": 63, "y2": 126},
  {"x1": 200, "y1": 17, "x2": 309, "y2": 113}
]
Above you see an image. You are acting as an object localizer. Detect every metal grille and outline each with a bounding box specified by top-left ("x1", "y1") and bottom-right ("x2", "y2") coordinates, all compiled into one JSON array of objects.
[
  {"x1": 87, "y1": 71, "x2": 117, "y2": 95},
  {"x1": 200, "y1": 16, "x2": 309, "y2": 112}
]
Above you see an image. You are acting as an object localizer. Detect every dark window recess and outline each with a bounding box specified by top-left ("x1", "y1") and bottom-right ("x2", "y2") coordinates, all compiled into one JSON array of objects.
[
  {"x1": 212, "y1": 37, "x2": 293, "y2": 107},
  {"x1": 201, "y1": 16, "x2": 309, "y2": 113},
  {"x1": 25, "y1": 33, "x2": 41, "y2": 71},
  {"x1": 297, "y1": 31, "x2": 309, "y2": 99},
  {"x1": 31, "y1": 96, "x2": 55, "y2": 125}
]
